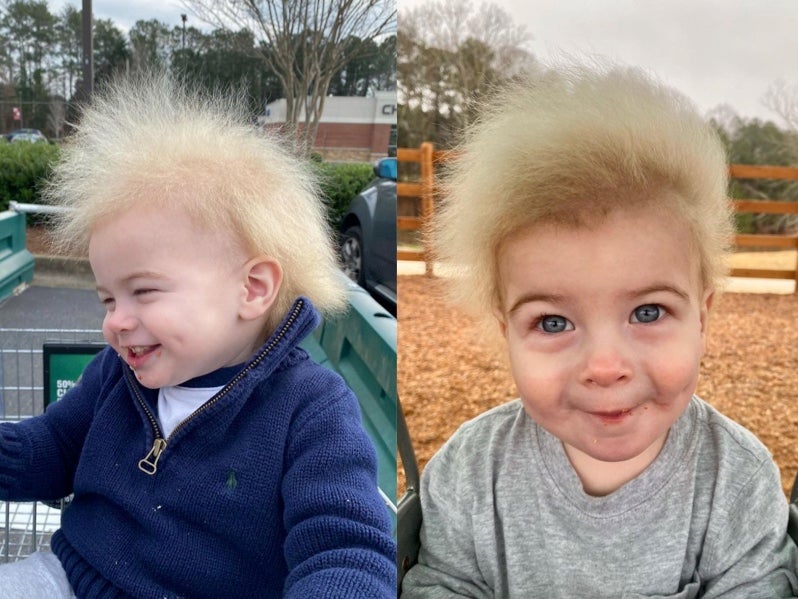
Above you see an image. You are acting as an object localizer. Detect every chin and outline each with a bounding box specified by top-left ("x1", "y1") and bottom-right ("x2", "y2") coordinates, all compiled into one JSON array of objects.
[
  {"x1": 135, "y1": 377, "x2": 162, "y2": 390},
  {"x1": 131, "y1": 370, "x2": 174, "y2": 389}
]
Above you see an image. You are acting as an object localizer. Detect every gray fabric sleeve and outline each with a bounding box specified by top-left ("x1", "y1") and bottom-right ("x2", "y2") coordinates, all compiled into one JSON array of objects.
[
  {"x1": 400, "y1": 433, "x2": 492, "y2": 599},
  {"x1": 698, "y1": 457, "x2": 798, "y2": 598}
]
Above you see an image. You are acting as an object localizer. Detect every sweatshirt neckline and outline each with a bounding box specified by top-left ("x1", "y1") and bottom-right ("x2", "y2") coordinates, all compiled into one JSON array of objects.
[{"x1": 537, "y1": 397, "x2": 698, "y2": 516}]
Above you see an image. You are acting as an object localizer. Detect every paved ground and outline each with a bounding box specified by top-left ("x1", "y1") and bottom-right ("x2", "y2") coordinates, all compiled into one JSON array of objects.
[
  {"x1": 0, "y1": 264, "x2": 105, "y2": 421},
  {"x1": 0, "y1": 285, "x2": 104, "y2": 330},
  {"x1": 0, "y1": 244, "x2": 101, "y2": 329}
]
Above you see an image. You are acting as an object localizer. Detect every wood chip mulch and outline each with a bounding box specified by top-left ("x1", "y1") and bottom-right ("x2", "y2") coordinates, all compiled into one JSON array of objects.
[{"x1": 398, "y1": 274, "x2": 798, "y2": 499}]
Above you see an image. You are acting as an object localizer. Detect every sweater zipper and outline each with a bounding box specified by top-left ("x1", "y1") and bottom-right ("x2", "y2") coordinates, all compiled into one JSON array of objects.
[
  {"x1": 129, "y1": 299, "x2": 305, "y2": 476},
  {"x1": 138, "y1": 438, "x2": 166, "y2": 474}
]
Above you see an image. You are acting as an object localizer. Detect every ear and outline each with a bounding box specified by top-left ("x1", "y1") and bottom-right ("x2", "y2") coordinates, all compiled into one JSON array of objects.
[
  {"x1": 493, "y1": 305, "x2": 508, "y2": 339},
  {"x1": 238, "y1": 256, "x2": 283, "y2": 321},
  {"x1": 699, "y1": 287, "x2": 714, "y2": 348}
]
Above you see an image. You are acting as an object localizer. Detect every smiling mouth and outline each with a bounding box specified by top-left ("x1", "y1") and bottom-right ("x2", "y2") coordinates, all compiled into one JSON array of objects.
[
  {"x1": 589, "y1": 408, "x2": 634, "y2": 424},
  {"x1": 125, "y1": 345, "x2": 160, "y2": 368}
]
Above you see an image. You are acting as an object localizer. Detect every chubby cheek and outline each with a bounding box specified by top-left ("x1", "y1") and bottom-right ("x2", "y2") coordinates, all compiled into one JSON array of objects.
[
  {"x1": 517, "y1": 387, "x2": 567, "y2": 427},
  {"x1": 508, "y1": 345, "x2": 573, "y2": 419},
  {"x1": 647, "y1": 322, "x2": 706, "y2": 397},
  {"x1": 649, "y1": 349, "x2": 702, "y2": 408}
]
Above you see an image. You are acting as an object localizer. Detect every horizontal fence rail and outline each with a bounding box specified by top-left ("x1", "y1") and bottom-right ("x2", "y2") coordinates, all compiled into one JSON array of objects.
[{"x1": 727, "y1": 164, "x2": 798, "y2": 285}]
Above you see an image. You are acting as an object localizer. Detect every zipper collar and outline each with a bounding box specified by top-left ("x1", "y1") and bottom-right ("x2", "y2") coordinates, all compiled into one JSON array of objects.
[
  {"x1": 124, "y1": 296, "x2": 321, "y2": 476},
  {"x1": 177, "y1": 364, "x2": 246, "y2": 388}
]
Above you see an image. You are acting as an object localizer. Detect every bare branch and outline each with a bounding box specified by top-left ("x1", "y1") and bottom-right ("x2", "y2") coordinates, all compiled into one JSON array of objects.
[
  {"x1": 763, "y1": 79, "x2": 798, "y2": 131},
  {"x1": 179, "y1": 0, "x2": 395, "y2": 156}
]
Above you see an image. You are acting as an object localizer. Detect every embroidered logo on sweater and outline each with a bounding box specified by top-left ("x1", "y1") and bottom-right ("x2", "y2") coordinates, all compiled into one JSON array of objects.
[{"x1": 226, "y1": 469, "x2": 238, "y2": 490}]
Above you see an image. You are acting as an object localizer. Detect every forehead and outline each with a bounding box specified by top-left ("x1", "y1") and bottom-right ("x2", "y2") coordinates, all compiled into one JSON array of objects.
[
  {"x1": 93, "y1": 202, "x2": 207, "y2": 236},
  {"x1": 88, "y1": 204, "x2": 239, "y2": 263},
  {"x1": 496, "y1": 206, "x2": 703, "y2": 305}
]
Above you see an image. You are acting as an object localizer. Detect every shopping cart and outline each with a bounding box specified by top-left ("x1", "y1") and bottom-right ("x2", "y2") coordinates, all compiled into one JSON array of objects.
[{"x1": 0, "y1": 327, "x2": 104, "y2": 562}]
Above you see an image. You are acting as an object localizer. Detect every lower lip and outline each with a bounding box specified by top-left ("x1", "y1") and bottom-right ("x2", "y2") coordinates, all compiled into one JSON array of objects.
[{"x1": 590, "y1": 409, "x2": 634, "y2": 425}]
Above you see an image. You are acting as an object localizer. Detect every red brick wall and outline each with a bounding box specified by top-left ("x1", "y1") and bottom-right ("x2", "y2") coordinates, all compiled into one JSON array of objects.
[
  {"x1": 314, "y1": 123, "x2": 392, "y2": 153},
  {"x1": 370, "y1": 125, "x2": 391, "y2": 153},
  {"x1": 315, "y1": 123, "x2": 369, "y2": 148},
  {"x1": 263, "y1": 122, "x2": 392, "y2": 160}
]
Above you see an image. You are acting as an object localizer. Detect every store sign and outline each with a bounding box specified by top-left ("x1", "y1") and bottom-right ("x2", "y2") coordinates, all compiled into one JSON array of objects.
[{"x1": 43, "y1": 343, "x2": 105, "y2": 409}]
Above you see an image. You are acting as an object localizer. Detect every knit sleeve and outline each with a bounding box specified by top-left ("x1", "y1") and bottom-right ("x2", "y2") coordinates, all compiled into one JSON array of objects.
[
  {"x1": 0, "y1": 348, "x2": 109, "y2": 502},
  {"x1": 280, "y1": 372, "x2": 396, "y2": 598}
]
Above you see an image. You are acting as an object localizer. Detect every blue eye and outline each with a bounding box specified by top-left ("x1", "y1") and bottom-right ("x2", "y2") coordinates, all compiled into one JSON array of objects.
[
  {"x1": 632, "y1": 304, "x2": 662, "y2": 323},
  {"x1": 537, "y1": 315, "x2": 572, "y2": 333}
]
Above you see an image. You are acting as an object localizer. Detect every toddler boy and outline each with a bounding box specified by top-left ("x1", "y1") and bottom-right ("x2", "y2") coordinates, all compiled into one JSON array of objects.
[
  {"x1": 401, "y1": 64, "x2": 798, "y2": 597},
  {"x1": 0, "y1": 74, "x2": 396, "y2": 598}
]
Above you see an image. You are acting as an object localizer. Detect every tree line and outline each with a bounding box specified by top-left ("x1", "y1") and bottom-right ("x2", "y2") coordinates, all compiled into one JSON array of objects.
[
  {"x1": 0, "y1": 0, "x2": 396, "y2": 143},
  {"x1": 398, "y1": 0, "x2": 534, "y2": 150},
  {"x1": 398, "y1": 0, "x2": 798, "y2": 235}
]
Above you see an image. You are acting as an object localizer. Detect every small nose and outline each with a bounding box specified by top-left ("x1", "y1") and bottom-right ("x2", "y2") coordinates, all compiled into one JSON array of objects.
[
  {"x1": 579, "y1": 333, "x2": 632, "y2": 387},
  {"x1": 103, "y1": 304, "x2": 137, "y2": 335}
]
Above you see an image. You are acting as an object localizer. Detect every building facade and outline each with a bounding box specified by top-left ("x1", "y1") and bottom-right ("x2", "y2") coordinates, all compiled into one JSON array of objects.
[{"x1": 259, "y1": 91, "x2": 397, "y2": 162}]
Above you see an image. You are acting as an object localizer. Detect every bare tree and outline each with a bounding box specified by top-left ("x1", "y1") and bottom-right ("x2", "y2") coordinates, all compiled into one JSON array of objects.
[
  {"x1": 763, "y1": 79, "x2": 798, "y2": 132},
  {"x1": 398, "y1": 0, "x2": 536, "y2": 148},
  {"x1": 181, "y1": 0, "x2": 396, "y2": 156},
  {"x1": 402, "y1": 0, "x2": 532, "y2": 78}
]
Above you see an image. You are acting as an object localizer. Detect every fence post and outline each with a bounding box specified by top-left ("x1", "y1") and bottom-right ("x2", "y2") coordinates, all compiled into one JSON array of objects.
[
  {"x1": 420, "y1": 142, "x2": 435, "y2": 277},
  {"x1": 794, "y1": 238, "x2": 798, "y2": 293}
]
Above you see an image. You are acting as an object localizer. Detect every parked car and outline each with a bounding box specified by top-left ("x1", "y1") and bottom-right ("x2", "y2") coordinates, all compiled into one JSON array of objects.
[
  {"x1": 5, "y1": 128, "x2": 48, "y2": 143},
  {"x1": 339, "y1": 157, "x2": 397, "y2": 315}
]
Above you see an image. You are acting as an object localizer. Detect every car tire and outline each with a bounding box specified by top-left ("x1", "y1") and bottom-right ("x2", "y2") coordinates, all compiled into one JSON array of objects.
[{"x1": 340, "y1": 225, "x2": 366, "y2": 287}]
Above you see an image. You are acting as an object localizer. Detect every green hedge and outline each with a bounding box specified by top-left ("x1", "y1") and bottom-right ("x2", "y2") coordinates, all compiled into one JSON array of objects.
[
  {"x1": 0, "y1": 142, "x2": 60, "y2": 213},
  {"x1": 316, "y1": 162, "x2": 376, "y2": 230},
  {"x1": 0, "y1": 143, "x2": 373, "y2": 232}
]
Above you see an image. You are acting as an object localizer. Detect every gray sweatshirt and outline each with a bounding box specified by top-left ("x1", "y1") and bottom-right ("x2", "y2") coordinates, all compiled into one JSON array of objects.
[{"x1": 402, "y1": 397, "x2": 798, "y2": 598}]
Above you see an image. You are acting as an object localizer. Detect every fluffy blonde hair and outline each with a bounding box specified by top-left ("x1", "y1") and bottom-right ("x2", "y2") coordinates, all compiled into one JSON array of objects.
[
  {"x1": 45, "y1": 73, "x2": 346, "y2": 332},
  {"x1": 434, "y1": 62, "x2": 733, "y2": 322}
]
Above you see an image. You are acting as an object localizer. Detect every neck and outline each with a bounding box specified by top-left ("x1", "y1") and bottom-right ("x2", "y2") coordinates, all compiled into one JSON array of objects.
[{"x1": 563, "y1": 434, "x2": 668, "y2": 496}]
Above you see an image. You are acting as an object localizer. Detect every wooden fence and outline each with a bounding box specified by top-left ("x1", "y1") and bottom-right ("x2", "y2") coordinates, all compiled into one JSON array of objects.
[
  {"x1": 398, "y1": 145, "x2": 798, "y2": 290},
  {"x1": 396, "y1": 143, "x2": 434, "y2": 275},
  {"x1": 728, "y1": 164, "x2": 798, "y2": 286}
]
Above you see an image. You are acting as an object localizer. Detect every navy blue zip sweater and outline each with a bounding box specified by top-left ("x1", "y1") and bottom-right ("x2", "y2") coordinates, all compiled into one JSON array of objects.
[{"x1": 0, "y1": 297, "x2": 396, "y2": 598}]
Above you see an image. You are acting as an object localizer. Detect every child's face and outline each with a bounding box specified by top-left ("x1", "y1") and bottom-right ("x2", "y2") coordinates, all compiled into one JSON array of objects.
[
  {"x1": 89, "y1": 206, "x2": 267, "y2": 389},
  {"x1": 495, "y1": 206, "x2": 712, "y2": 468}
]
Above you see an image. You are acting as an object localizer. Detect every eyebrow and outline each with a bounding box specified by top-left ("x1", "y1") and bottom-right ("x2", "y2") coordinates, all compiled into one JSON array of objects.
[
  {"x1": 506, "y1": 283, "x2": 690, "y2": 315},
  {"x1": 507, "y1": 293, "x2": 566, "y2": 315},
  {"x1": 627, "y1": 283, "x2": 691, "y2": 302}
]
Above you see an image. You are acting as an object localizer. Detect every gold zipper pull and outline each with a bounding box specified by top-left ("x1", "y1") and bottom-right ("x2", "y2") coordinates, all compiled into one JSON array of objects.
[{"x1": 138, "y1": 438, "x2": 167, "y2": 475}]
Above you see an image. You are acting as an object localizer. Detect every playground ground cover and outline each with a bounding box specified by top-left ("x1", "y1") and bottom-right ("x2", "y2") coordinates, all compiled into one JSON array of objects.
[{"x1": 398, "y1": 256, "x2": 798, "y2": 499}]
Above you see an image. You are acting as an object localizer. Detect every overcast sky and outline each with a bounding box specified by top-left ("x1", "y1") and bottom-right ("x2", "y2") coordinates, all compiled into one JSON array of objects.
[
  {"x1": 42, "y1": 0, "x2": 798, "y2": 125},
  {"x1": 46, "y1": 0, "x2": 198, "y2": 33},
  {"x1": 400, "y1": 0, "x2": 798, "y2": 124}
]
